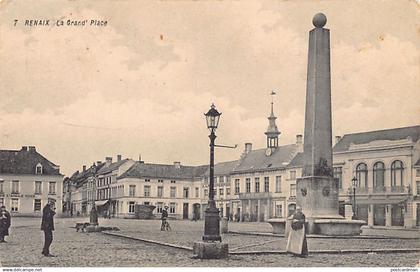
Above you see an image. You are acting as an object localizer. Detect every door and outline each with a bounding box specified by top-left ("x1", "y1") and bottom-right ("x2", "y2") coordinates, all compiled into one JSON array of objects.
[
  {"x1": 183, "y1": 203, "x2": 189, "y2": 219},
  {"x1": 373, "y1": 205, "x2": 386, "y2": 226},
  {"x1": 193, "y1": 203, "x2": 200, "y2": 220},
  {"x1": 391, "y1": 204, "x2": 404, "y2": 226},
  {"x1": 357, "y1": 204, "x2": 368, "y2": 224},
  {"x1": 417, "y1": 204, "x2": 420, "y2": 227},
  {"x1": 226, "y1": 206, "x2": 230, "y2": 220}
]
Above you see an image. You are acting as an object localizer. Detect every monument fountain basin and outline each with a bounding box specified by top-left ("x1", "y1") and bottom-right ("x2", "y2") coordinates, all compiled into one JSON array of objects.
[
  {"x1": 267, "y1": 218, "x2": 287, "y2": 234},
  {"x1": 312, "y1": 218, "x2": 366, "y2": 236}
]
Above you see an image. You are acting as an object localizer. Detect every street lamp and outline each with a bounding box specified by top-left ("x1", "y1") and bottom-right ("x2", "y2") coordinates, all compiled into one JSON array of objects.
[
  {"x1": 203, "y1": 103, "x2": 222, "y2": 242},
  {"x1": 351, "y1": 176, "x2": 358, "y2": 219}
]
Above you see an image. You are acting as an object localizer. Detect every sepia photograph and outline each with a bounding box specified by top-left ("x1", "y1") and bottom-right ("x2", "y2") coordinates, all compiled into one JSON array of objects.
[{"x1": 0, "y1": 0, "x2": 419, "y2": 271}]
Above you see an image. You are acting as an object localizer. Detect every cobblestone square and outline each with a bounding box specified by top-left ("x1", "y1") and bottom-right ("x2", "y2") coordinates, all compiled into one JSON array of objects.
[{"x1": 0, "y1": 217, "x2": 418, "y2": 267}]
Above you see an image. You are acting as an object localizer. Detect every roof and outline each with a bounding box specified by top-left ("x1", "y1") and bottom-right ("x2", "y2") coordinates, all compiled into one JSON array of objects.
[
  {"x1": 288, "y1": 152, "x2": 304, "y2": 168},
  {"x1": 203, "y1": 160, "x2": 238, "y2": 177},
  {"x1": 97, "y1": 159, "x2": 131, "y2": 175},
  {"x1": 232, "y1": 144, "x2": 298, "y2": 174},
  {"x1": 118, "y1": 162, "x2": 207, "y2": 180},
  {"x1": 0, "y1": 146, "x2": 61, "y2": 175},
  {"x1": 333, "y1": 125, "x2": 420, "y2": 152}
]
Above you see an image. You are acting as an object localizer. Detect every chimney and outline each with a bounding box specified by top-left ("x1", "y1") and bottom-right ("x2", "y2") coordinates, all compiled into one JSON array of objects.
[
  {"x1": 28, "y1": 146, "x2": 36, "y2": 151},
  {"x1": 139, "y1": 161, "x2": 144, "y2": 164},
  {"x1": 174, "y1": 161, "x2": 181, "y2": 169},
  {"x1": 21, "y1": 146, "x2": 28, "y2": 151},
  {"x1": 296, "y1": 134, "x2": 303, "y2": 144},
  {"x1": 82, "y1": 165, "x2": 86, "y2": 172},
  {"x1": 335, "y1": 136, "x2": 342, "y2": 145},
  {"x1": 244, "y1": 143, "x2": 252, "y2": 154},
  {"x1": 117, "y1": 155, "x2": 122, "y2": 162},
  {"x1": 105, "y1": 157, "x2": 113, "y2": 164},
  {"x1": 96, "y1": 161, "x2": 102, "y2": 165}
]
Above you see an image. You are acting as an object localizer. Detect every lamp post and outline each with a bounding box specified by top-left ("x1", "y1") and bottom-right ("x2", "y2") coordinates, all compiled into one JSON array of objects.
[
  {"x1": 352, "y1": 176, "x2": 358, "y2": 219},
  {"x1": 203, "y1": 103, "x2": 222, "y2": 242}
]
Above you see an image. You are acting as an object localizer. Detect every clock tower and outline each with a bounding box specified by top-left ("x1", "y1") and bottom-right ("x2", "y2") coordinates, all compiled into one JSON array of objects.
[{"x1": 265, "y1": 99, "x2": 281, "y2": 152}]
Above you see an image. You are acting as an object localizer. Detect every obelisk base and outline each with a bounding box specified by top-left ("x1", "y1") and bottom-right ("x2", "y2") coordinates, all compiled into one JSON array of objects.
[{"x1": 297, "y1": 176, "x2": 364, "y2": 235}]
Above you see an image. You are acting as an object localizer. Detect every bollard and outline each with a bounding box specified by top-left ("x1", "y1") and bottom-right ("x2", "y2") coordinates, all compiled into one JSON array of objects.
[{"x1": 220, "y1": 217, "x2": 228, "y2": 233}]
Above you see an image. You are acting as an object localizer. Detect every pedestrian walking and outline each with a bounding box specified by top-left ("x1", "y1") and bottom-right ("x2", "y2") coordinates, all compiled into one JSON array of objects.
[
  {"x1": 286, "y1": 206, "x2": 308, "y2": 258},
  {"x1": 160, "y1": 206, "x2": 170, "y2": 231},
  {"x1": 41, "y1": 202, "x2": 56, "y2": 257},
  {"x1": 0, "y1": 205, "x2": 11, "y2": 243}
]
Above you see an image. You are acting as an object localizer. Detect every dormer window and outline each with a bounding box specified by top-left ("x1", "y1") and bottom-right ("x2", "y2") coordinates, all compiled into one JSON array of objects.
[{"x1": 36, "y1": 163, "x2": 43, "y2": 174}]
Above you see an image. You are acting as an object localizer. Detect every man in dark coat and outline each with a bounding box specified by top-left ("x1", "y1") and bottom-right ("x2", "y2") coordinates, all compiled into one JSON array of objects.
[
  {"x1": 286, "y1": 206, "x2": 308, "y2": 257},
  {"x1": 41, "y1": 202, "x2": 56, "y2": 257},
  {"x1": 0, "y1": 205, "x2": 11, "y2": 243},
  {"x1": 160, "y1": 206, "x2": 169, "y2": 231}
]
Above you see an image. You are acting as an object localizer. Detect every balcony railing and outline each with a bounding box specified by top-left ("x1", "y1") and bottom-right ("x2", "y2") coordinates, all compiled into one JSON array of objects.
[
  {"x1": 350, "y1": 186, "x2": 409, "y2": 194},
  {"x1": 239, "y1": 192, "x2": 272, "y2": 199}
]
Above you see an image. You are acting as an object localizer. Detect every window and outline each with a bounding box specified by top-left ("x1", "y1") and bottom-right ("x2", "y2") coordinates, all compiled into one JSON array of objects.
[
  {"x1": 170, "y1": 187, "x2": 176, "y2": 198},
  {"x1": 416, "y1": 169, "x2": 420, "y2": 177},
  {"x1": 333, "y1": 167, "x2": 343, "y2": 189},
  {"x1": 235, "y1": 179, "x2": 240, "y2": 194},
  {"x1": 157, "y1": 202, "x2": 163, "y2": 213},
  {"x1": 204, "y1": 189, "x2": 208, "y2": 197},
  {"x1": 373, "y1": 162, "x2": 385, "y2": 188},
  {"x1": 183, "y1": 187, "x2": 189, "y2": 198},
  {"x1": 290, "y1": 171, "x2": 296, "y2": 180},
  {"x1": 391, "y1": 160, "x2": 404, "y2": 187},
  {"x1": 158, "y1": 179, "x2": 164, "y2": 183},
  {"x1": 275, "y1": 204, "x2": 283, "y2": 217},
  {"x1": 417, "y1": 181, "x2": 420, "y2": 196},
  {"x1": 0, "y1": 180, "x2": 4, "y2": 193},
  {"x1": 356, "y1": 163, "x2": 368, "y2": 188},
  {"x1": 195, "y1": 187, "x2": 199, "y2": 198},
  {"x1": 35, "y1": 181, "x2": 42, "y2": 194},
  {"x1": 144, "y1": 185, "x2": 151, "y2": 197},
  {"x1": 128, "y1": 201, "x2": 135, "y2": 214},
  {"x1": 11, "y1": 198, "x2": 19, "y2": 212},
  {"x1": 275, "y1": 176, "x2": 282, "y2": 192},
  {"x1": 245, "y1": 178, "x2": 251, "y2": 193},
  {"x1": 290, "y1": 184, "x2": 296, "y2": 197},
  {"x1": 255, "y1": 177, "x2": 260, "y2": 193},
  {"x1": 0, "y1": 198, "x2": 3, "y2": 206},
  {"x1": 171, "y1": 180, "x2": 176, "y2": 184},
  {"x1": 145, "y1": 179, "x2": 150, "y2": 182},
  {"x1": 226, "y1": 188, "x2": 231, "y2": 195},
  {"x1": 157, "y1": 186, "x2": 164, "y2": 197},
  {"x1": 12, "y1": 180, "x2": 19, "y2": 194},
  {"x1": 219, "y1": 188, "x2": 224, "y2": 196},
  {"x1": 36, "y1": 163, "x2": 43, "y2": 174},
  {"x1": 169, "y1": 202, "x2": 176, "y2": 214},
  {"x1": 264, "y1": 177, "x2": 270, "y2": 192},
  {"x1": 34, "y1": 199, "x2": 42, "y2": 211},
  {"x1": 129, "y1": 185, "x2": 136, "y2": 197},
  {"x1": 49, "y1": 182, "x2": 56, "y2": 195}
]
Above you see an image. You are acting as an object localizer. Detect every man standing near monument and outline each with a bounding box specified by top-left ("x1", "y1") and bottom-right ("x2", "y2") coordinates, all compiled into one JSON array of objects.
[
  {"x1": 0, "y1": 205, "x2": 11, "y2": 243},
  {"x1": 41, "y1": 202, "x2": 56, "y2": 257},
  {"x1": 286, "y1": 206, "x2": 308, "y2": 257}
]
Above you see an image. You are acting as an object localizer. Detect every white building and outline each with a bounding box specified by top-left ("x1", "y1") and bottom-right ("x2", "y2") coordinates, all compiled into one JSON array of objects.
[
  {"x1": 115, "y1": 161, "x2": 207, "y2": 219},
  {"x1": 0, "y1": 146, "x2": 63, "y2": 216}
]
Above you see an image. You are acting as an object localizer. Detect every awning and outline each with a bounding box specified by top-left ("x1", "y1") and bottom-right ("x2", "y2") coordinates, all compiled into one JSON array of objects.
[{"x1": 95, "y1": 200, "x2": 109, "y2": 206}]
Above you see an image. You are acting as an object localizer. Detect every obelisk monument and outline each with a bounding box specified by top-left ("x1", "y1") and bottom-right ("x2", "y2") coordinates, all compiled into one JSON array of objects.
[{"x1": 296, "y1": 13, "x2": 342, "y2": 233}]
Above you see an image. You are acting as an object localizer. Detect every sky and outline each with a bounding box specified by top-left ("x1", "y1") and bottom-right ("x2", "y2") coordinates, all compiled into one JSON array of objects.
[{"x1": 0, "y1": 0, "x2": 419, "y2": 176}]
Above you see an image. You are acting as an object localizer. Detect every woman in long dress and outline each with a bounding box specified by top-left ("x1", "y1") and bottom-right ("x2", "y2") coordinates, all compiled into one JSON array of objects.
[{"x1": 286, "y1": 206, "x2": 308, "y2": 257}]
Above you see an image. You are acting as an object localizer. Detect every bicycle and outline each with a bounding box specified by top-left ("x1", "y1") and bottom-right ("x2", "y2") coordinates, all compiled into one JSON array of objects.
[{"x1": 161, "y1": 219, "x2": 171, "y2": 231}]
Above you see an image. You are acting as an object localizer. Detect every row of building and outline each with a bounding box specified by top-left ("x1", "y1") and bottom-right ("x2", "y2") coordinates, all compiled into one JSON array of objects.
[
  {"x1": 59, "y1": 104, "x2": 420, "y2": 229},
  {"x1": 1, "y1": 105, "x2": 419, "y2": 229}
]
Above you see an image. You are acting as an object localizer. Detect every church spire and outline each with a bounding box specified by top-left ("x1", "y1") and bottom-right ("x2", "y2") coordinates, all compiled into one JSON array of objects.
[{"x1": 265, "y1": 91, "x2": 281, "y2": 149}]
